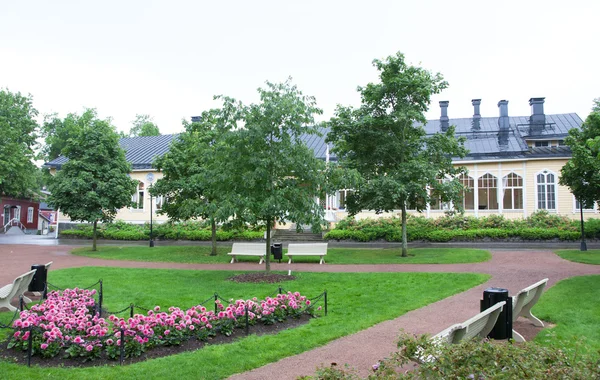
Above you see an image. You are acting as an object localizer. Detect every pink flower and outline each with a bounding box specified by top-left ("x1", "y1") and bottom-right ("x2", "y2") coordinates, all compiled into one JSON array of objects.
[
  {"x1": 40, "y1": 343, "x2": 48, "y2": 350},
  {"x1": 164, "y1": 330, "x2": 170, "y2": 335}
]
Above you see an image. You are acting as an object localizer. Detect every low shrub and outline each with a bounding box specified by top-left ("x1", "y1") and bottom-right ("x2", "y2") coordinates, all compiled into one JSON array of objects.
[
  {"x1": 303, "y1": 332, "x2": 600, "y2": 379},
  {"x1": 59, "y1": 220, "x2": 264, "y2": 241}
]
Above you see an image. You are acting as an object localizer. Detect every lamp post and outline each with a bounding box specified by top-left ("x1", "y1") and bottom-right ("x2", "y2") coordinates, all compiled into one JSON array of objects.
[
  {"x1": 579, "y1": 197, "x2": 587, "y2": 252},
  {"x1": 147, "y1": 173, "x2": 155, "y2": 248}
]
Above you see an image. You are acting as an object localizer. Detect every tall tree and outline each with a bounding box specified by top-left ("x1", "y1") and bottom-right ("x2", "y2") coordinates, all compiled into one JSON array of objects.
[
  {"x1": 152, "y1": 98, "x2": 241, "y2": 255},
  {"x1": 41, "y1": 112, "x2": 88, "y2": 161},
  {"x1": 326, "y1": 52, "x2": 467, "y2": 257},
  {"x1": 225, "y1": 79, "x2": 326, "y2": 272},
  {"x1": 129, "y1": 114, "x2": 160, "y2": 137},
  {"x1": 48, "y1": 109, "x2": 137, "y2": 251},
  {"x1": 560, "y1": 99, "x2": 600, "y2": 210},
  {"x1": 0, "y1": 89, "x2": 40, "y2": 199}
]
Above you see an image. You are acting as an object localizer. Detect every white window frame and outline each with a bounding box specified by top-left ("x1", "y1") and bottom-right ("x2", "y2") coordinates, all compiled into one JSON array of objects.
[
  {"x1": 14, "y1": 206, "x2": 21, "y2": 221},
  {"x1": 535, "y1": 169, "x2": 557, "y2": 211},
  {"x1": 502, "y1": 172, "x2": 524, "y2": 210},
  {"x1": 477, "y1": 173, "x2": 499, "y2": 210},
  {"x1": 27, "y1": 207, "x2": 34, "y2": 223},
  {"x1": 131, "y1": 181, "x2": 145, "y2": 211},
  {"x1": 459, "y1": 174, "x2": 475, "y2": 210},
  {"x1": 573, "y1": 196, "x2": 597, "y2": 213}
]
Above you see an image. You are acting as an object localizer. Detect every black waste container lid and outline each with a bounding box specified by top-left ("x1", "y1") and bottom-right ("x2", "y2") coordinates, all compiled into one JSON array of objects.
[{"x1": 484, "y1": 287, "x2": 508, "y2": 294}]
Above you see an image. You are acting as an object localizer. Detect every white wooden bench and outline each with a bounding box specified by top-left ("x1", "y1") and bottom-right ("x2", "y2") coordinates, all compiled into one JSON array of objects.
[
  {"x1": 432, "y1": 301, "x2": 506, "y2": 344},
  {"x1": 511, "y1": 278, "x2": 548, "y2": 342},
  {"x1": 227, "y1": 243, "x2": 267, "y2": 264},
  {"x1": 0, "y1": 270, "x2": 36, "y2": 311},
  {"x1": 286, "y1": 243, "x2": 328, "y2": 264}
]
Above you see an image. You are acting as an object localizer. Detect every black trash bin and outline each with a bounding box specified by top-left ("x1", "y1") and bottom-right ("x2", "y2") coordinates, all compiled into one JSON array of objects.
[
  {"x1": 271, "y1": 243, "x2": 283, "y2": 262},
  {"x1": 28, "y1": 264, "x2": 47, "y2": 292},
  {"x1": 480, "y1": 287, "x2": 513, "y2": 340}
]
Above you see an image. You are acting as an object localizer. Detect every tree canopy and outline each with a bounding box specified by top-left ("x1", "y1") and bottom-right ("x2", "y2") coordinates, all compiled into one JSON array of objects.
[
  {"x1": 326, "y1": 52, "x2": 467, "y2": 256},
  {"x1": 152, "y1": 98, "x2": 241, "y2": 255},
  {"x1": 129, "y1": 114, "x2": 160, "y2": 137},
  {"x1": 48, "y1": 109, "x2": 137, "y2": 250},
  {"x1": 223, "y1": 79, "x2": 327, "y2": 271},
  {"x1": 560, "y1": 98, "x2": 600, "y2": 210},
  {"x1": 0, "y1": 89, "x2": 40, "y2": 199}
]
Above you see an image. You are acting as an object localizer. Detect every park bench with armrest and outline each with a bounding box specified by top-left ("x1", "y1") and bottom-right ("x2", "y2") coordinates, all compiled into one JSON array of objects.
[{"x1": 0, "y1": 270, "x2": 37, "y2": 311}]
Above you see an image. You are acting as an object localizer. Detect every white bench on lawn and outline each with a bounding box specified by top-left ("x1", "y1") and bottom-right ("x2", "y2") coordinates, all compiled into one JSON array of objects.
[
  {"x1": 512, "y1": 278, "x2": 548, "y2": 342},
  {"x1": 432, "y1": 301, "x2": 506, "y2": 344},
  {"x1": 286, "y1": 243, "x2": 328, "y2": 264},
  {"x1": 0, "y1": 270, "x2": 37, "y2": 312},
  {"x1": 228, "y1": 243, "x2": 267, "y2": 264}
]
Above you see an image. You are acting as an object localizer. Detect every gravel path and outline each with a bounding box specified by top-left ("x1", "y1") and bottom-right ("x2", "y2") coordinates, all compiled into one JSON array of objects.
[{"x1": 0, "y1": 243, "x2": 598, "y2": 379}]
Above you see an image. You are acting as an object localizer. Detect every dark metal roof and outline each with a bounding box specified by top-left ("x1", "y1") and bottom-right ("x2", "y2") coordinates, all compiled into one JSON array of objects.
[
  {"x1": 44, "y1": 113, "x2": 582, "y2": 168},
  {"x1": 45, "y1": 134, "x2": 179, "y2": 170}
]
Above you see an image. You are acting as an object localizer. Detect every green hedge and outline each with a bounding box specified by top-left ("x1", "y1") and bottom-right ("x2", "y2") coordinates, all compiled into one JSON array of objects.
[
  {"x1": 324, "y1": 211, "x2": 598, "y2": 242},
  {"x1": 60, "y1": 220, "x2": 264, "y2": 241}
]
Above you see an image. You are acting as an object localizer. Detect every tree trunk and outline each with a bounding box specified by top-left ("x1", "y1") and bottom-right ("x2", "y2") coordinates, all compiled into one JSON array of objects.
[
  {"x1": 265, "y1": 217, "x2": 271, "y2": 272},
  {"x1": 210, "y1": 218, "x2": 217, "y2": 256},
  {"x1": 92, "y1": 220, "x2": 98, "y2": 252},
  {"x1": 401, "y1": 203, "x2": 408, "y2": 257}
]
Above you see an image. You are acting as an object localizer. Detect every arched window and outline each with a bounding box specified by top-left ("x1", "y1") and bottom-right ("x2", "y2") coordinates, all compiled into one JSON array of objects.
[
  {"x1": 478, "y1": 173, "x2": 498, "y2": 210},
  {"x1": 503, "y1": 173, "x2": 523, "y2": 209},
  {"x1": 459, "y1": 174, "x2": 475, "y2": 210},
  {"x1": 536, "y1": 170, "x2": 556, "y2": 210},
  {"x1": 132, "y1": 182, "x2": 145, "y2": 210}
]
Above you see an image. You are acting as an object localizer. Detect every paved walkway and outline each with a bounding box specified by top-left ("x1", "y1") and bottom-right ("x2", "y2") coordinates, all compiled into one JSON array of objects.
[{"x1": 0, "y1": 242, "x2": 598, "y2": 379}]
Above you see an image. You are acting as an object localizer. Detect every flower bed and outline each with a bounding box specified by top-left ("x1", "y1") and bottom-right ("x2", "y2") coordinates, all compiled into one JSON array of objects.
[{"x1": 7, "y1": 288, "x2": 317, "y2": 363}]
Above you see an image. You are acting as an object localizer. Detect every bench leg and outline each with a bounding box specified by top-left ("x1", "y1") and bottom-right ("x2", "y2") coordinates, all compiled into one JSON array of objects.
[
  {"x1": 319, "y1": 256, "x2": 325, "y2": 265},
  {"x1": 22, "y1": 295, "x2": 32, "y2": 304},
  {"x1": 0, "y1": 300, "x2": 17, "y2": 312},
  {"x1": 512, "y1": 329, "x2": 526, "y2": 342},
  {"x1": 230, "y1": 256, "x2": 236, "y2": 264},
  {"x1": 288, "y1": 256, "x2": 293, "y2": 264},
  {"x1": 524, "y1": 311, "x2": 544, "y2": 327},
  {"x1": 259, "y1": 256, "x2": 264, "y2": 265}
]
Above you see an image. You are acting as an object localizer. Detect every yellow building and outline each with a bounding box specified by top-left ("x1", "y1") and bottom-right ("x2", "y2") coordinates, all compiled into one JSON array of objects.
[{"x1": 47, "y1": 98, "x2": 592, "y2": 228}]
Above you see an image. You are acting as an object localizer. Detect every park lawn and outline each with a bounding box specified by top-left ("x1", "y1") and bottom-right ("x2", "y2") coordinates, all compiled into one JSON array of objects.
[
  {"x1": 71, "y1": 245, "x2": 491, "y2": 264},
  {"x1": 533, "y1": 275, "x2": 600, "y2": 357},
  {"x1": 554, "y1": 249, "x2": 600, "y2": 265},
  {"x1": 0, "y1": 267, "x2": 489, "y2": 379}
]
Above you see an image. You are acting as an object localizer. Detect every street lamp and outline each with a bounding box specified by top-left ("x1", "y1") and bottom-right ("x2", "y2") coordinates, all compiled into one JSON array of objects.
[
  {"x1": 579, "y1": 197, "x2": 587, "y2": 252},
  {"x1": 147, "y1": 173, "x2": 155, "y2": 248}
]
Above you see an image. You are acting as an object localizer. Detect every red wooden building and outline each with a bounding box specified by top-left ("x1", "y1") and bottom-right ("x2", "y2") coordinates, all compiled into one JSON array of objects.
[{"x1": 1, "y1": 196, "x2": 39, "y2": 233}]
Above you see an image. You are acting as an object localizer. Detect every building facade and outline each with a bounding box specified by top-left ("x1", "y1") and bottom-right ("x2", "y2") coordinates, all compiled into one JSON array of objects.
[
  {"x1": 46, "y1": 97, "x2": 593, "y2": 228},
  {"x1": 1, "y1": 196, "x2": 40, "y2": 233}
]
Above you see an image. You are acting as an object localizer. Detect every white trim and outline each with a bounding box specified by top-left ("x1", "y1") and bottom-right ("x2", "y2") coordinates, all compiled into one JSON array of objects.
[
  {"x1": 455, "y1": 156, "x2": 571, "y2": 165},
  {"x1": 27, "y1": 207, "x2": 34, "y2": 223},
  {"x1": 522, "y1": 162, "x2": 527, "y2": 218}
]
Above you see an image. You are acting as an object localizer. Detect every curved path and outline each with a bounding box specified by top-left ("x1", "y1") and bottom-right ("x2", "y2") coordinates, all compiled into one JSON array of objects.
[{"x1": 0, "y1": 243, "x2": 598, "y2": 379}]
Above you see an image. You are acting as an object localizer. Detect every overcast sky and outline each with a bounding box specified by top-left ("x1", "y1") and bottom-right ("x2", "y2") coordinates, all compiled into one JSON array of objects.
[{"x1": 2, "y1": 0, "x2": 598, "y2": 135}]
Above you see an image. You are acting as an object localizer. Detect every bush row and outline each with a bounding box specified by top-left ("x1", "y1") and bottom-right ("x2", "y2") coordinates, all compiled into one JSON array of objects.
[
  {"x1": 60, "y1": 220, "x2": 264, "y2": 241},
  {"x1": 324, "y1": 211, "x2": 600, "y2": 242}
]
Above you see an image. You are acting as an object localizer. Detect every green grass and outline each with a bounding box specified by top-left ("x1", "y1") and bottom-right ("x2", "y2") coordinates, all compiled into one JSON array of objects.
[
  {"x1": 533, "y1": 275, "x2": 600, "y2": 356},
  {"x1": 71, "y1": 245, "x2": 491, "y2": 264},
  {"x1": 0, "y1": 267, "x2": 488, "y2": 379},
  {"x1": 554, "y1": 249, "x2": 600, "y2": 265}
]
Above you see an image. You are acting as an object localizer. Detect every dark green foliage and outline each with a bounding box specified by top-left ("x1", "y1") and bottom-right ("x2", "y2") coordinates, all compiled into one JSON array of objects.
[
  {"x1": 0, "y1": 89, "x2": 40, "y2": 198},
  {"x1": 325, "y1": 211, "x2": 597, "y2": 242},
  {"x1": 48, "y1": 109, "x2": 138, "y2": 250},
  {"x1": 60, "y1": 220, "x2": 264, "y2": 241},
  {"x1": 129, "y1": 114, "x2": 160, "y2": 137},
  {"x1": 326, "y1": 52, "x2": 467, "y2": 257}
]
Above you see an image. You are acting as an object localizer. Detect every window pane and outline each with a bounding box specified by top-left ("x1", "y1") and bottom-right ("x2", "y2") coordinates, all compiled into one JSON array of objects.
[
  {"x1": 538, "y1": 184, "x2": 546, "y2": 209},
  {"x1": 514, "y1": 189, "x2": 523, "y2": 209},
  {"x1": 503, "y1": 190, "x2": 513, "y2": 209},
  {"x1": 547, "y1": 185, "x2": 555, "y2": 209}
]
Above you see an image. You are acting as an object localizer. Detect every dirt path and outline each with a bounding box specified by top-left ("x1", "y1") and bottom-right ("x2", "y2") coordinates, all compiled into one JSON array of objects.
[{"x1": 0, "y1": 244, "x2": 598, "y2": 379}]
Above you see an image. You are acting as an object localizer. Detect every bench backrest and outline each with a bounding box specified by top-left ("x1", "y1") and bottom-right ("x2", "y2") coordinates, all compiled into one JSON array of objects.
[
  {"x1": 512, "y1": 278, "x2": 548, "y2": 322},
  {"x1": 45, "y1": 261, "x2": 53, "y2": 270},
  {"x1": 231, "y1": 243, "x2": 265, "y2": 255},
  {"x1": 0, "y1": 276, "x2": 23, "y2": 301},
  {"x1": 15, "y1": 270, "x2": 37, "y2": 298},
  {"x1": 287, "y1": 243, "x2": 328, "y2": 255},
  {"x1": 435, "y1": 301, "x2": 506, "y2": 344}
]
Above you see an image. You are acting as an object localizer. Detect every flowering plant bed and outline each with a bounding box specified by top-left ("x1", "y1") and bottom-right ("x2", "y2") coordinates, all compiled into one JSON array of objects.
[{"x1": 1, "y1": 287, "x2": 318, "y2": 366}]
